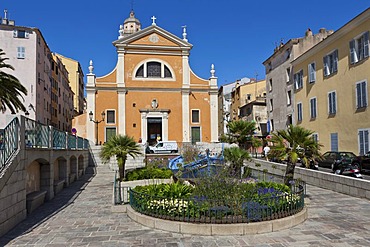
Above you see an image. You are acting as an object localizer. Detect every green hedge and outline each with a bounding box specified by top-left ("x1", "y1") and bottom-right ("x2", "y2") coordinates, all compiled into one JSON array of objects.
[{"x1": 125, "y1": 167, "x2": 173, "y2": 181}]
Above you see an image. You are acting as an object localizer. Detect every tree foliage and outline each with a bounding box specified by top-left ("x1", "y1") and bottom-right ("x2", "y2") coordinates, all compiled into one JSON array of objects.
[
  {"x1": 100, "y1": 135, "x2": 142, "y2": 181},
  {"x1": 0, "y1": 49, "x2": 27, "y2": 113},
  {"x1": 224, "y1": 146, "x2": 251, "y2": 177},
  {"x1": 269, "y1": 124, "x2": 322, "y2": 185},
  {"x1": 225, "y1": 120, "x2": 257, "y2": 148}
]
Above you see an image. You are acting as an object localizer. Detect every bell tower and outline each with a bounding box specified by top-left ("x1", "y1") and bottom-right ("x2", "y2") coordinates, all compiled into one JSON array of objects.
[{"x1": 118, "y1": 10, "x2": 141, "y2": 39}]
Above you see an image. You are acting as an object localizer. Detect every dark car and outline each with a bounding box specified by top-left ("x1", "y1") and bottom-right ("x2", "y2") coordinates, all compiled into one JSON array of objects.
[
  {"x1": 352, "y1": 151, "x2": 370, "y2": 173},
  {"x1": 318, "y1": 151, "x2": 357, "y2": 171}
]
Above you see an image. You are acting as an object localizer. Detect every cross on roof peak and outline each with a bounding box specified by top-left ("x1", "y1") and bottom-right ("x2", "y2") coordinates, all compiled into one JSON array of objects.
[{"x1": 151, "y1": 16, "x2": 157, "y2": 25}]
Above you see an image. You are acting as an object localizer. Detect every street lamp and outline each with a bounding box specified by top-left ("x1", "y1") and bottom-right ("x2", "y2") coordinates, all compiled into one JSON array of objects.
[{"x1": 89, "y1": 111, "x2": 105, "y2": 145}]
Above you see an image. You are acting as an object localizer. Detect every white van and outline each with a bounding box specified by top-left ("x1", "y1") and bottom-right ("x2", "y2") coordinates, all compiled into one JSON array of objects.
[{"x1": 148, "y1": 141, "x2": 178, "y2": 154}]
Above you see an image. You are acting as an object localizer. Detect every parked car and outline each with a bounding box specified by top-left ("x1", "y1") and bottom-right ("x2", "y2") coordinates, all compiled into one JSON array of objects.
[
  {"x1": 352, "y1": 151, "x2": 370, "y2": 173},
  {"x1": 318, "y1": 151, "x2": 357, "y2": 172},
  {"x1": 146, "y1": 141, "x2": 178, "y2": 154}
]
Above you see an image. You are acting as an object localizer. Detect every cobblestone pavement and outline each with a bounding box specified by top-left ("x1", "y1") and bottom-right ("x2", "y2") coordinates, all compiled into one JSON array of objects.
[{"x1": 1, "y1": 164, "x2": 370, "y2": 247}]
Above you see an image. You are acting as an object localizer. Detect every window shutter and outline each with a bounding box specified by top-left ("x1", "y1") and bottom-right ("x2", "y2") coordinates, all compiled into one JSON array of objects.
[
  {"x1": 323, "y1": 56, "x2": 328, "y2": 76},
  {"x1": 333, "y1": 92, "x2": 336, "y2": 113},
  {"x1": 364, "y1": 31, "x2": 369, "y2": 58},
  {"x1": 349, "y1": 40, "x2": 356, "y2": 64},
  {"x1": 308, "y1": 64, "x2": 312, "y2": 82},
  {"x1": 294, "y1": 73, "x2": 298, "y2": 89},
  {"x1": 330, "y1": 133, "x2": 338, "y2": 152},
  {"x1": 359, "y1": 131, "x2": 365, "y2": 155},
  {"x1": 21, "y1": 47, "x2": 25, "y2": 58},
  {"x1": 357, "y1": 83, "x2": 362, "y2": 108},
  {"x1": 361, "y1": 81, "x2": 367, "y2": 107},
  {"x1": 333, "y1": 50, "x2": 338, "y2": 73},
  {"x1": 312, "y1": 63, "x2": 316, "y2": 82},
  {"x1": 13, "y1": 30, "x2": 17, "y2": 37},
  {"x1": 25, "y1": 31, "x2": 29, "y2": 39},
  {"x1": 328, "y1": 93, "x2": 332, "y2": 114},
  {"x1": 365, "y1": 130, "x2": 369, "y2": 154}
]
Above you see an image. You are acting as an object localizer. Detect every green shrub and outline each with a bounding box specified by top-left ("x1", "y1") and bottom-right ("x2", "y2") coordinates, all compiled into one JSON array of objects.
[{"x1": 125, "y1": 167, "x2": 173, "y2": 181}]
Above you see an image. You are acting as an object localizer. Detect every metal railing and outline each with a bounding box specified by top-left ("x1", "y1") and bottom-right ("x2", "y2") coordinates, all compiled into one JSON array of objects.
[
  {"x1": 0, "y1": 117, "x2": 19, "y2": 171},
  {"x1": 128, "y1": 184, "x2": 304, "y2": 224},
  {"x1": 1, "y1": 116, "x2": 90, "y2": 172},
  {"x1": 25, "y1": 118, "x2": 50, "y2": 148}
]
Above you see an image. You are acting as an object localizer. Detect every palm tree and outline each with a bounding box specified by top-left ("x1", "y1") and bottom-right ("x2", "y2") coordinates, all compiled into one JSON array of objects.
[
  {"x1": 224, "y1": 146, "x2": 251, "y2": 177},
  {"x1": 100, "y1": 135, "x2": 142, "y2": 181},
  {"x1": 269, "y1": 124, "x2": 322, "y2": 185},
  {"x1": 0, "y1": 49, "x2": 27, "y2": 113},
  {"x1": 226, "y1": 120, "x2": 257, "y2": 149}
]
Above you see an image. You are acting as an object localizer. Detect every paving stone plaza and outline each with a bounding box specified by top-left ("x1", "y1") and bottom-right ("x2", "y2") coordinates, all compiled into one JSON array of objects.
[{"x1": 1, "y1": 164, "x2": 370, "y2": 246}]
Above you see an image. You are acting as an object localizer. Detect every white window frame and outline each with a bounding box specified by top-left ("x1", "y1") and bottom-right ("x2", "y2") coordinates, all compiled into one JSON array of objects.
[
  {"x1": 310, "y1": 97, "x2": 317, "y2": 119},
  {"x1": 297, "y1": 102, "x2": 303, "y2": 122},
  {"x1": 105, "y1": 127, "x2": 117, "y2": 142},
  {"x1": 350, "y1": 31, "x2": 369, "y2": 64},
  {"x1": 286, "y1": 67, "x2": 291, "y2": 83},
  {"x1": 133, "y1": 59, "x2": 175, "y2": 81},
  {"x1": 323, "y1": 49, "x2": 338, "y2": 77},
  {"x1": 191, "y1": 109, "x2": 200, "y2": 124},
  {"x1": 358, "y1": 128, "x2": 370, "y2": 155},
  {"x1": 294, "y1": 70, "x2": 303, "y2": 90},
  {"x1": 106, "y1": 109, "x2": 116, "y2": 124},
  {"x1": 287, "y1": 90, "x2": 291, "y2": 106},
  {"x1": 330, "y1": 133, "x2": 339, "y2": 152},
  {"x1": 308, "y1": 62, "x2": 316, "y2": 83},
  {"x1": 270, "y1": 99, "x2": 273, "y2": 112},
  {"x1": 269, "y1": 79, "x2": 272, "y2": 91},
  {"x1": 312, "y1": 133, "x2": 319, "y2": 143},
  {"x1": 17, "y1": 46, "x2": 25, "y2": 59},
  {"x1": 356, "y1": 80, "x2": 367, "y2": 109},
  {"x1": 328, "y1": 91, "x2": 337, "y2": 115}
]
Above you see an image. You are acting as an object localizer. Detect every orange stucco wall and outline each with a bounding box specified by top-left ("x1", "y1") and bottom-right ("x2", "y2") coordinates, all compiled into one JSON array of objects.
[{"x1": 90, "y1": 28, "x2": 215, "y2": 144}]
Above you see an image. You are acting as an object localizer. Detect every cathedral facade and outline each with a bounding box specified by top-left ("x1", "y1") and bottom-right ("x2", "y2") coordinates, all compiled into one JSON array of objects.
[{"x1": 85, "y1": 11, "x2": 219, "y2": 145}]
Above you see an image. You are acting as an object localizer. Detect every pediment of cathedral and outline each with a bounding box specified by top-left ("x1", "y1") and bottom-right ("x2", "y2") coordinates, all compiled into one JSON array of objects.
[{"x1": 113, "y1": 25, "x2": 192, "y2": 50}]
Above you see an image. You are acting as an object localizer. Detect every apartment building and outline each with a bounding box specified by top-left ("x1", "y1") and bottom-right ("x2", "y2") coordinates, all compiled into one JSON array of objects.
[
  {"x1": 293, "y1": 8, "x2": 370, "y2": 154},
  {"x1": 229, "y1": 79, "x2": 267, "y2": 137},
  {"x1": 218, "y1": 78, "x2": 249, "y2": 137},
  {"x1": 263, "y1": 28, "x2": 333, "y2": 132},
  {"x1": 0, "y1": 10, "x2": 74, "y2": 131},
  {"x1": 55, "y1": 53, "x2": 85, "y2": 116},
  {"x1": 51, "y1": 54, "x2": 74, "y2": 132}
]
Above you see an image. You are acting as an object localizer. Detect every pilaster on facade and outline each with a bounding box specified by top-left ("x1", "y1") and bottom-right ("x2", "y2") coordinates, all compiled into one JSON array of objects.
[
  {"x1": 182, "y1": 90, "x2": 190, "y2": 142},
  {"x1": 116, "y1": 51, "x2": 125, "y2": 87},
  {"x1": 182, "y1": 54, "x2": 190, "y2": 86},
  {"x1": 117, "y1": 89, "x2": 126, "y2": 135}
]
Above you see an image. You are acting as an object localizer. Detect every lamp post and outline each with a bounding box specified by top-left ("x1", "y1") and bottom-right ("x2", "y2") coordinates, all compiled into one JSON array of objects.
[{"x1": 89, "y1": 111, "x2": 105, "y2": 145}]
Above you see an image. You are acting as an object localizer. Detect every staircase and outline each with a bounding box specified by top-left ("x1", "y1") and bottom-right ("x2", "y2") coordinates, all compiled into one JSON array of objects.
[{"x1": 88, "y1": 145, "x2": 145, "y2": 172}]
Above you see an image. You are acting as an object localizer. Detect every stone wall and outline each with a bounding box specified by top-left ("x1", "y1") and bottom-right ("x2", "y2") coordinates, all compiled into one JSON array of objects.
[
  {"x1": 0, "y1": 154, "x2": 27, "y2": 237},
  {"x1": 247, "y1": 159, "x2": 370, "y2": 199}
]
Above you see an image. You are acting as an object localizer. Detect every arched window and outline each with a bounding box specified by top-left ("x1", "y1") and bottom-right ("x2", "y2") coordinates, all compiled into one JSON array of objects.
[
  {"x1": 147, "y1": 62, "x2": 161, "y2": 77},
  {"x1": 134, "y1": 61, "x2": 173, "y2": 79},
  {"x1": 136, "y1": 65, "x2": 144, "y2": 77}
]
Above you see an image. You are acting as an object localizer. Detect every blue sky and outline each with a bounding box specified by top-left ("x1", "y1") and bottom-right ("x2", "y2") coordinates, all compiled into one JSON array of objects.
[{"x1": 1, "y1": 1, "x2": 369, "y2": 86}]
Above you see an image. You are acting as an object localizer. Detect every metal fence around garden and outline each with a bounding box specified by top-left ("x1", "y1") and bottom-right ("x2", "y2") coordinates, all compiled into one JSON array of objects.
[{"x1": 114, "y1": 168, "x2": 306, "y2": 224}]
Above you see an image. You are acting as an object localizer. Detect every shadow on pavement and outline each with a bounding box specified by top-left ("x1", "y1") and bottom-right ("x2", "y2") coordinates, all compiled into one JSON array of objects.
[{"x1": 0, "y1": 170, "x2": 96, "y2": 246}]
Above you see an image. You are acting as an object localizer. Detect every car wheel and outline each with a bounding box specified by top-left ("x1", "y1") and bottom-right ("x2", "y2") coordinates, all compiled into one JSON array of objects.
[
  {"x1": 334, "y1": 169, "x2": 341, "y2": 174},
  {"x1": 353, "y1": 162, "x2": 361, "y2": 171}
]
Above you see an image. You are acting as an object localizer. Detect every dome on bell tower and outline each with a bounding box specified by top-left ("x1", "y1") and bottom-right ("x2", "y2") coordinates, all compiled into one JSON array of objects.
[{"x1": 123, "y1": 10, "x2": 141, "y2": 34}]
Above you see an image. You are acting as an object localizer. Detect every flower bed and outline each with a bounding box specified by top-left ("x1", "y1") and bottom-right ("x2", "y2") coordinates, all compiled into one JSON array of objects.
[{"x1": 129, "y1": 180, "x2": 304, "y2": 224}]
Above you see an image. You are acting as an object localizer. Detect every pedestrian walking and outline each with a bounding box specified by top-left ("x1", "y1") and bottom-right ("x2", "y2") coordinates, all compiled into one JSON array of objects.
[{"x1": 263, "y1": 145, "x2": 270, "y2": 161}]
